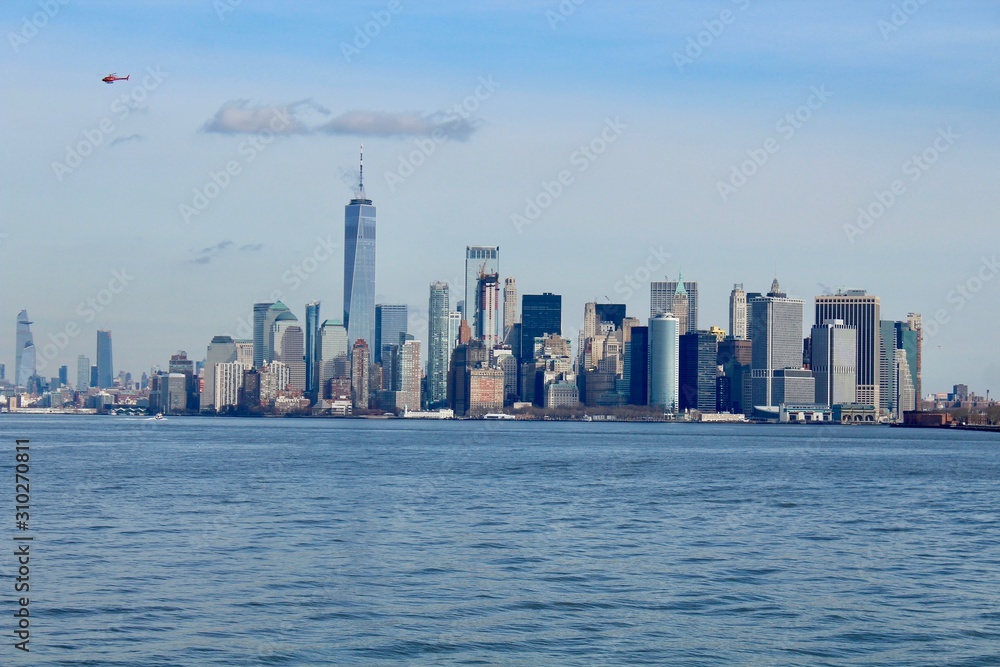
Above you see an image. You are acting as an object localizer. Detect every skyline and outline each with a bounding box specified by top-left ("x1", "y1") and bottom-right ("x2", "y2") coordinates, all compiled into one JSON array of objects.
[{"x1": 3, "y1": 1, "x2": 999, "y2": 394}]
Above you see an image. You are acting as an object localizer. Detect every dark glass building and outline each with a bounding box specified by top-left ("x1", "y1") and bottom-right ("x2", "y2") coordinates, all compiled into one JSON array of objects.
[
  {"x1": 628, "y1": 326, "x2": 649, "y2": 406},
  {"x1": 519, "y1": 293, "x2": 561, "y2": 364},
  {"x1": 679, "y1": 331, "x2": 718, "y2": 413}
]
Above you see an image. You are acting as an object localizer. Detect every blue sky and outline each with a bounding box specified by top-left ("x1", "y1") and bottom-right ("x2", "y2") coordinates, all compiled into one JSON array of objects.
[{"x1": 2, "y1": 0, "x2": 999, "y2": 394}]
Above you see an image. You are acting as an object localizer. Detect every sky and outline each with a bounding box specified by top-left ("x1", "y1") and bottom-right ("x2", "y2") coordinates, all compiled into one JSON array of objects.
[{"x1": 2, "y1": 0, "x2": 999, "y2": 396}]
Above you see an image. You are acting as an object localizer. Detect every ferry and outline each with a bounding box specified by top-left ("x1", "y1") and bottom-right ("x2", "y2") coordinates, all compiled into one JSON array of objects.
[{"x1": 483, "y1": 413, "x2": 516, "y2": 420}]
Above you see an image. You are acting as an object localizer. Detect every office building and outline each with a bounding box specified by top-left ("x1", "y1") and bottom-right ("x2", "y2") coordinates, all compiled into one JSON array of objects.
[
  {"x1": 503, "y1": 277, "x2": 518, "y2": 341},
  {"x1": 15, "y1": 310, "x2": 35, "y2": 387},
  {"x1": 729, "y1": 284, "x2": 747, "y2": 340},
  {"x1": 262, "y1": 302, "x2": 291, "y2": 363},
  {"x1": 810, "y1": 320, "x2": 857, "y2": 407},
  {"x1": 427, "y1": 282, "x2": 450, "y2": 408},
  {"x1": 650, "y1": 277, "x2": 698, "y2": 333},
  {"x1": 344, "y1": 151, "x2": 377, "y2": 351},
  {"x1": 375, "y1": 304, "x2": 407, "y2": 364},
  {"x1": 750, "y1": 279, "x2": 804, "y2": 409},
  {"x1": 815, "y1": 290, "x2": 881, "y2": 408},
  {"x1": 76, "y1": 355, "x2": 91, "y2": 391},
  {"x1": 464, "y1": 245, "x2": 499, "y2": 336},
  {"x1": 628, "y1": 325, "x2": 649, "y2": 406},
  {"x1": 305, "y1": 301, "x2": 321, "y2": 394},
  {"x1": 906, "y1": 313, "x2": 922, "y2": 404},
  {"x1": 648, "y1": 314, "x2": 680, "y2": 411},
  {"x1": 96, "y1": 330, "x2": 114, "y2": 389},
  {"x1": 519, "y1": 293, "x2": 562, "y2": 364},
  {"x1": 253, "y1": 302, "x2": 273, "y2": 368},
  {"x1": 679, "y1": 331, "x2": 718, "y2": 413},
  {"x1": 476, "y1": 271, "x2": 500, "y2": 349},
  {"x1": 201, "y1": 335, "x2": 237, "y2": 411},
  {"x1": 318, "y1": 320, "x2": 349, "y2": 398}
]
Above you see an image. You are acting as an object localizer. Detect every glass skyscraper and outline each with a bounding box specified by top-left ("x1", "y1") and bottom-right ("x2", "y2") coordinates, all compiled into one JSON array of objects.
[
  {"x1": 648, "y1": 314, "x2": 680, "y2": 411},
  {"x1": 344, "y1": 154, "x2": 376, "y2": 352},
  {"x1": 97, "y1": 330, "x2": 114, "y2": 389},
  {"x1": 519, "y1": 293, "x2": 561, "y2": 363},
  {"x1": 253, "y1": 302, "x2": 274, "y2": 368},
  {"x1": 427, "y1": 282, "x2": 450, "y2": 408},
  {"x1": 305, "y1": 301, "x2": 321, "y2": 395},
  {"x1": 374, "y1": 305, "x2": 407, "y2": 364}
]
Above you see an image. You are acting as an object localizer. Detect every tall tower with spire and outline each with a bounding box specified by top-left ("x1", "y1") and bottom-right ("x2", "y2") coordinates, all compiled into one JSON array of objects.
[
  {"x1": 343, "y1": 146, "x2": 377, "y2": 353},
  {"x1": 672, "y1": 274, "x2": 689, "y2": 335},
  {"x1": 650, "y1": 274, "x2": 698, "y2": 333}
]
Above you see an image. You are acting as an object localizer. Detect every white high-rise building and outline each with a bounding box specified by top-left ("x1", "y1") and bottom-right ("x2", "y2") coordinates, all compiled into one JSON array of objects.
[
  {"x1": 729, "y1": 284, "x2": 747, "y2": 340},
  {"x1": 214, "y1": 362, "x2": 245, "y2": 412},
  {"x1": 260, "y1": 361, "x2": 290, "y2": 401},
  {"x1": 503, "y1": 277, "x2": 518, "y2": 341}
]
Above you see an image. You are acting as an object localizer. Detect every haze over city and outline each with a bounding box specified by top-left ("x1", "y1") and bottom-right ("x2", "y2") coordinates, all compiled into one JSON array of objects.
[{"x1": 3, "y1": 0, "x2": 999, "y2": 394}]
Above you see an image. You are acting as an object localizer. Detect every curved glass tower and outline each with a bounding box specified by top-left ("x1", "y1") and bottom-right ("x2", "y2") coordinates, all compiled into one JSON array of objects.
[
  {"x1": 344, "y1": 149, "x2": 376, "y2": 351},
  {"x1": 648, "y1": 314, "x2": 679, "y2": 412}
]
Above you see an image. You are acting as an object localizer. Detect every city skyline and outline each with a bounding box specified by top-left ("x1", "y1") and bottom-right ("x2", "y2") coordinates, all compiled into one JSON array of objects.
[{"x1": 3, "y1": 1, "x2": 998, "y2": 395}]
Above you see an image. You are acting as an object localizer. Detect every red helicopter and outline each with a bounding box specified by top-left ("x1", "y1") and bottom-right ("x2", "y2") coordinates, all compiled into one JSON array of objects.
[{"x1": 101, "y1": 73, "x2": 129, "y2": 84}]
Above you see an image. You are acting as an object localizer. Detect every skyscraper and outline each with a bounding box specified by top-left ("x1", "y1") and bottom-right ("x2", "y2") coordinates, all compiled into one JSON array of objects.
[
  {"x1": 520, "y1": 293, "x2": 562, "y2": 364},
  {"x1": 672, "y1": 280, "x2": 690, "y2": 335},
  {"x1": 503, "y1": 277, "x2": 518, "y2": 341},
  {"x1": 15, "y1": 310, "x2": 35, "y2": 386},
  {"x1": 648, "y1": 314, "x2": 680, "y2": 411},
  {"x1": 396, "y1": 339, "x2": 421, "y2": 411},
  {"x1": 810, "y1": 319, "x2": 857, "y2": 407},
  {"x1": 96, "y1": 330, "x2": 114, "y2": 389},
  {"x1": 275, "y1": 324, "x2": 306, "y2": 392},
  {"x1": 350, "y1": 339, "x2": 371, "y2": 410},
  {"x1": 628, "y1": 325, "x2": 649, "y2": 406},
  {"x1": 476, "y1": 271, "x2": 500, "y2": 349},
  {"x1": 374, "y1": 304, "x2": 407, "y2": 364},
  {"x1": 305, "y1": 301, "x2": 321, "y2": 395},
  {"x1": 815, "y1": 290, "x2": 881, "y2": 408},
  {"x1": 650, "y1": 277, "x2": 699, "y2": 333},
  {"x1": 464, "y1": 245, "x2": 499, "y2": 335},
  {"x1": 427, "y1": 282, "x2": 450, "y2": 408},
  {"x1": 344, "y1": 148, "x2": 376, "y2": 351},
  {"x1": 76, "y1": 354, "x2": 91, "y2": 391},
  {"x1": 679, "y1": 331, "x2": 718, "y2": 413},
  {"x1": 253, "y1": 302, "x2": 273, "y2": 368},
  {"x1": 729, "y1": 284, "x2": 747, "y2": 340},
  {"x1": 750, "y1": 279, "x2": 804, "y2": 409},
  {"x1": 318, "y1": 320, "x2": 349, "y2": 399},
  {"x1": 448, "y1": 311, "x2": 462, "y2": 352},
  {"x1": 906, "y1": 312, "x2": 922, "y2": 405},
  {"x1": 262, "y1": 301, "x2": 291, "y2": 364},
  {"x1": 201, "y1": 335, "x2": 237, "y2": 412}
]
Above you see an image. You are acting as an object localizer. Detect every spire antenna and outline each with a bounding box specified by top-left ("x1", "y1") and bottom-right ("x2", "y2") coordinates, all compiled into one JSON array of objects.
[{"x1": 359, "y1": 143, "x2": 364, "y2": 193}]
